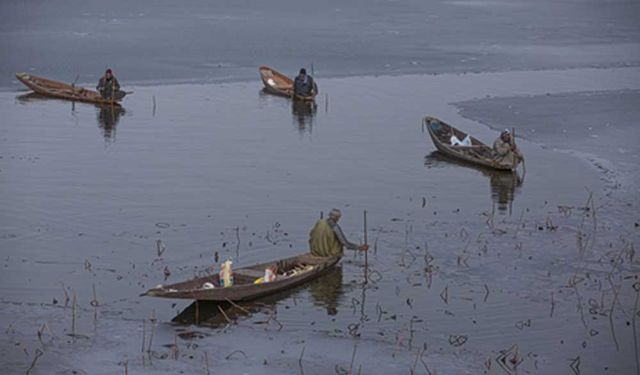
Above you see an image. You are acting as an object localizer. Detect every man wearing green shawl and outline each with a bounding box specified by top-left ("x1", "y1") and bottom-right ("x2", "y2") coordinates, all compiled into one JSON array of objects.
[{"x1": 309, "y1": 209, "x2": 368, "y2": 258}]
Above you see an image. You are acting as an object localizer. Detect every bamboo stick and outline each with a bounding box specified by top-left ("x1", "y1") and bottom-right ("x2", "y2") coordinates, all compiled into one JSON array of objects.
[{"x1": 364, "y1": 210, "x2": 368, "y2": 284}]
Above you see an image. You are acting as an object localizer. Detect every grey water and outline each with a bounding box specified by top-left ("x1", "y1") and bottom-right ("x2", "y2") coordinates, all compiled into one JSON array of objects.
[
  {"x1": 1, "y1": 0, "x2": 640, "y2": 88},
  {"x1": 1, "y1": 0, "x2": 640, "y2": 374}
]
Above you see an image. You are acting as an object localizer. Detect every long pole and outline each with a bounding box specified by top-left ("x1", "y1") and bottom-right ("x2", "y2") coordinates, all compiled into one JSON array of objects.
[
  {"x1": 110, "y1": 79, "x2": 115, "y2": 107},
  {"x1": 364, "y1": 210, "x2": 368, "y2": 245},
  {"x1": 512, "y1": 127, "x2": 526, "y2": 179},
  {"x1": 364, "y1": 210, "x2": 368, "y2": 284},
  {"x1": 511, "y1": 127, "x2": 517, "y2": 170}
]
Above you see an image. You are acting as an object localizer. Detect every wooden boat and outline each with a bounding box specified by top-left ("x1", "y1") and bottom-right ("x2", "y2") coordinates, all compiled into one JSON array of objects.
[
  {"x1": 171, "y1": 266, "x2": 343, "y2": 326},
  {"x1": 424, "y1": 116, "x2": 521, "y2": 171},
  {"x1": 142, "y1": 253, "x2": 339, "y2": 302},
  {"x1": 15, "y1": 72, "x2": 127, "y2": 106},
  {"x1": 259, "y1": 66, "x2": 316, "y2": 102}
]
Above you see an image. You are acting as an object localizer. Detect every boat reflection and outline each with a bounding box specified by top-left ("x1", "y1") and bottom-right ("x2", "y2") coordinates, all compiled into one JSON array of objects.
[
  {"x1": 291, "y1": 100, "x2": 317, "y2": 134},
  {"x1": 308, "y1": 265, "x2": 343, "y2": 315},
  {"x1": 15, "y1": 92, "x2": 49, "y2": 104},
  {"x1": 17, "y1": 92, "x2": 125, "y2": 142},
  {"x1": 97, "y1": 105, "x2": 125, "y2": 141},
  {"x1": 172, "y1": 266, "x2": 344, "y2": 327},
  {"x1": 424, "y1": 151, "x2": 522, "y2": 214}
]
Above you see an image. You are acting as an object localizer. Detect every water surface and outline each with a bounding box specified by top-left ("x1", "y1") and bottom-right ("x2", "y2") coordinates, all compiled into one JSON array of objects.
[{"x1": 1, "y1": 68, "x2": 639, "y2": 374}]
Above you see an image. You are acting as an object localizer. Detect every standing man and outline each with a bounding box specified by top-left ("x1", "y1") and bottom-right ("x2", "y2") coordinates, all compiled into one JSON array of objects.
[
  {"x1": 309, "y1": 209, "x2": 368, "y2": 258},
  {"x1": 96, "y1": 68, "x2": 121, "y2": 100},
  {"x1": 293, "y1": 68, "x2": 318, "y2": 98}
]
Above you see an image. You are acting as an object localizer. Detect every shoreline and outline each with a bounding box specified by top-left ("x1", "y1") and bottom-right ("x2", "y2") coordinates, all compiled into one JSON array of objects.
[{"x1": 4, "y1": 64, "x2": 640, "y2": 94}]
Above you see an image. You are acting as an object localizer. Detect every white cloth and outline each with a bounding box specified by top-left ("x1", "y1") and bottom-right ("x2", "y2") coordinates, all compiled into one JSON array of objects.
[{"x1": 450, "y1": 135, "x2": 471, "y2": 146}]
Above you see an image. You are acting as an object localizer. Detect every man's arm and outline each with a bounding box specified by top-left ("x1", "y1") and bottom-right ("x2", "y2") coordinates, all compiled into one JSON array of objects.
[
  {"x1": 96, "y1": 78, "x2": 103, "y2": 91},
  {"x1": 113, "y1": 77, "x2": 120, "y2": 91},
  {"x1": 329, "y1": 221, "x2": 359, "y2": 250}
]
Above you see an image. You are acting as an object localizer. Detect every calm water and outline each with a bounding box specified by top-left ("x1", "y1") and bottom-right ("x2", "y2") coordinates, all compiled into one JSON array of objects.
[
  {"x1": 1, "y1": 67, "x2": 639, "y2": 374},
  {"x1": 1, "y1": 0, "x2": 640, "y2": 88}
]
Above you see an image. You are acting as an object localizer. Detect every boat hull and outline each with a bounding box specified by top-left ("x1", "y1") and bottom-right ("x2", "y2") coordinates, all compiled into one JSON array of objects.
[
  {"x1": 15, "y1": 72, "x2": 126, "y2": 106},
  {"x1": 424, "y1": 116, "x2": 519, "y2": 171},
  {"x1": 143, "y1": 253, "x2": 339, "y2": 302},
  {"x1": 259, "y1": 66, "x2": 316, "y2": 102}
]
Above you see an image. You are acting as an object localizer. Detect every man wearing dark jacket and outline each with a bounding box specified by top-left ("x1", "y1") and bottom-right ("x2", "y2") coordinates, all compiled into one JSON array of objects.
[
  {"x1": 96, "y1": 68, "x2": 121, "y2": 100},
  {"x1": 293, "y1": 68, "x2": 317, "y2": 98}
]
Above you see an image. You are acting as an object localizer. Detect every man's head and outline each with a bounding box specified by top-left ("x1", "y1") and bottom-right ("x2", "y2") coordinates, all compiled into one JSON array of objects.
[
  {"x1": 299, "y1": 68, "x2": 306, "y2": 77},
  {"x1": 328, "y1": 208, "x2": 342, "y2": 222},
  {"x1": 105, "y1": 69, "x2": 113, "y2": 79},
  {"x1": 500, "y1": 129, "x2": 511, "y2": 142}
]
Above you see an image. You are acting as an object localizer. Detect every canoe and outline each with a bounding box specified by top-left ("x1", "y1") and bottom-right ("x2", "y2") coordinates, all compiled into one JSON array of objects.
[
  {"x1": 15, "y1": 72, "x2": 127, "y2": 105},
  {"x1": 172, "y1": 266, "x2": 343, "y2": 326},
  {"x1": 259, "y1": 66, "x2": 316, "y2": 102},
  {"x1": 142, "y1": 253, "x2": 339, "y2": 302},
  {"x1": 424, "y1": 116, "x2": 521, "y2": 171}
]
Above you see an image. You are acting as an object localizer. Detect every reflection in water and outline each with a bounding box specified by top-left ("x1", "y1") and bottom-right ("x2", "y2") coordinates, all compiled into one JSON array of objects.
[
  {"x1": 97, "y1": 105, "x2": 125, "y2": 141},
  {"x1": 172, "y1": 300, "x2": 272, "y2": 327},
  {"x1": 488, "y1": 171, "x2": 521, "y2": 213},
  {"x1": 17, "y1": 93, "x2": 125, "y2": 142},
  {"x1": 172, "y1": 266, "x2": 344, "y2": 326},
  {"x1": 424, "y1": 151, "x2": 522, "y2": 214},
  {"x1": 291, "y1": 100, "x2": 317, "y2": 134},
  {"x1": 307, "y1": 265, "x2": 343, "y2": 315},
  {"x1": 16, "y1": 92, "x2": 48, "y2": 104}
]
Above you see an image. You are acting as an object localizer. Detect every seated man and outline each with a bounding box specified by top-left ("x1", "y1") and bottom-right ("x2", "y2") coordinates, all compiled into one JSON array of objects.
[
  {"x1": 309, "y1": 209, "x2": 368, "y2": 258},
  {"x1": 293, "y1": 68, "x2": 318, "y2": 98},
  {"x1": 96, "y1": 68, "x2": 121, "y2": 100},
  {"x1": 493, "y1": 129, "x2": 523, "y2": 166}
]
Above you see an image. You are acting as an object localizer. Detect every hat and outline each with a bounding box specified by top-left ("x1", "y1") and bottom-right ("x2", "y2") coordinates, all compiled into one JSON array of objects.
[
  {"x1": 502, "y1": 129, "x2": 511, "y2": 134},
  {"x1": 329, "y1": 208, "x2": 342, "y2": 220},
  {"x1": 106, "y1": 68, "x2": 112, "y2": 74},
  {"x1": 299, "y1": 68, "x2": 306, "y2": 75}
]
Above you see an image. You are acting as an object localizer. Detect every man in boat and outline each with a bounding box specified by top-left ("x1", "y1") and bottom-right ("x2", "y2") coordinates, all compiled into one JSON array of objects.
[
  {"x1": 493, "y1": 129, "x2": 523, "y2": 166},
  {"x1": 309, "y1": 209, "x2": 368, "y2": 258},
  {"x1": 293, "y1": 68, "x2": 317, "y2": 98},
  {"x1": 96, "y1": 68, "x2": 121, "y2": 100}
]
